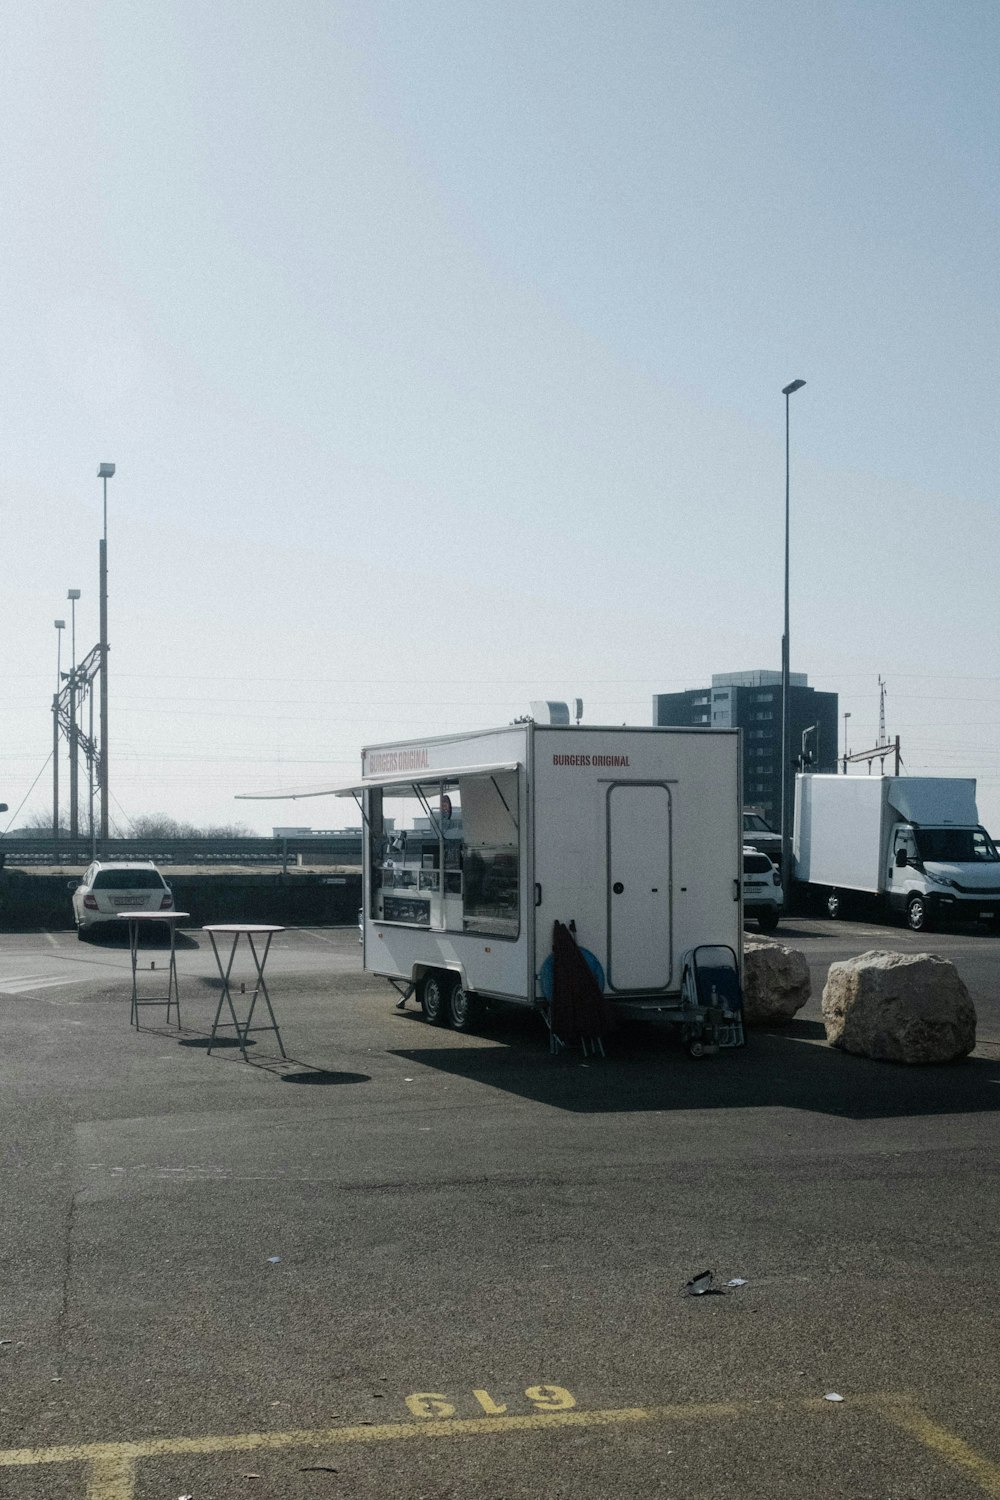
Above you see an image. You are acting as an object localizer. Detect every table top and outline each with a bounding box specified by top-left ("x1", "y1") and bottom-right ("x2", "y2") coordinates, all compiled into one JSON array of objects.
[
  {"x1": 116, "y1": 911, "x2": 191, "y2": 921},
  {"x1": 202, "y1": 924, "x2": 286, "y2": 934}
]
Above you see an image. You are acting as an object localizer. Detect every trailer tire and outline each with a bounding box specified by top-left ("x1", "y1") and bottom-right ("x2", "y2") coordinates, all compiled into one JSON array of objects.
[
  {"x1": 907, "y1": 894, "x2": 930, "y2": 932},
  {"x1": 826, "y1": 889, "x2": 842, "y2": 919},
  {"x1": 420, "y1": 971, "x2": 450, "y2": 1026},
  {"x1": 446, "y1": 979, "x2": 482, "y2": 1033}
]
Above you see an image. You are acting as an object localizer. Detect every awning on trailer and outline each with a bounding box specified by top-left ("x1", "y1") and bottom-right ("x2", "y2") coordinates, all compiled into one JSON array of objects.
[{"x1": 237, "y1": 760, "x2": 521, "y2": 801}]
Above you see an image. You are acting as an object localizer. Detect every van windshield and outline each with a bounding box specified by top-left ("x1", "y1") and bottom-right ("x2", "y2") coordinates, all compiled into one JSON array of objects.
[{"x1": 914, "y1": 827, "x2": 998, "y2": 863}]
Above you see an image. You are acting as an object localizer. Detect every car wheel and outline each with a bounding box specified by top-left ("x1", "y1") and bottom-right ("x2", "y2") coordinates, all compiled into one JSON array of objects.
[
  {"x1": 447, "y1": 979, "x2": 482, "y2": 1033},
  {"x1": 907, "y1": 894, "x2": 930, "y2": 932},
  {"x1": 76, "y1": 925, "x2": 88, "y2": 942},
  {"x1": 826, "y1": 889, "x2": 842, "y2": 919},
  {"x1": 420, "y1": 972, "x2": 449, "y2": 1026},
  {"x1": 757, "y1": 909, "x2": 780, "y2": 933}
]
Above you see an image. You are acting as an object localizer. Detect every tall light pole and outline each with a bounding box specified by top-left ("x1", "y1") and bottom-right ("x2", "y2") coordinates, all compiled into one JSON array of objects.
[
  {"x1": 67, "y1": 590, "x2": 82, "y2": 841},
  {"x1": 842, "y1": 710, "x2": 851, "y2": 773},
  {"x1": 98, "y1": 463, "x2": 114, "y2": 843},
  {"x1": 780, "y1": 378, "x2": 806, "y2": 895},
  {"x1": 53, "y1": 619, "x2": 65, "y2": 839}
]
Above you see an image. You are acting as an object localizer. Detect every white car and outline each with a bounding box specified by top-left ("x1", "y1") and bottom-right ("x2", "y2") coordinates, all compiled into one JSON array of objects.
[
  {"x1": 71, "y1": 861, "x2": 174, "y2": 939},
  {"x1": 742, "y1": 846, "x2": 783, "y2": 932}
]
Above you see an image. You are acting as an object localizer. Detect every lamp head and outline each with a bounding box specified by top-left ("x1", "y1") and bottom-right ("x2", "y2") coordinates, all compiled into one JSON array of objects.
[
  {"x1": 782, "y1": 379, "x2": 806, "y2": 396},
  {"x1": 55, "y1": 619, "x2": 65, "y2": 630},
  {"x1": 68, "y1": 589, "x2": 81, "y2": 601},
  {"x1": 98, "y1": 463, "x2": 115, "y2": 479}
]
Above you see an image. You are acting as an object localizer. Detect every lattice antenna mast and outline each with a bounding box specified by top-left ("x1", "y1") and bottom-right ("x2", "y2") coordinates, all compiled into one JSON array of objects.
[{"x1": 878, "y1": 676, "x2": 887, "y2": 744}]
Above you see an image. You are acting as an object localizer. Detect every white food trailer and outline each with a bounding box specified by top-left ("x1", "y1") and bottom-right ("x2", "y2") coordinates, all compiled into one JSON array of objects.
[{"x1": 313, "y1": 722, "x2": 744, "y2": 1044}]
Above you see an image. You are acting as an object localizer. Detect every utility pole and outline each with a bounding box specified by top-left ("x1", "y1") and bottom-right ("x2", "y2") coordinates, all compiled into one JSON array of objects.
[{"x1": 98, "y1": 463, "x2": 114, "y2": 845}]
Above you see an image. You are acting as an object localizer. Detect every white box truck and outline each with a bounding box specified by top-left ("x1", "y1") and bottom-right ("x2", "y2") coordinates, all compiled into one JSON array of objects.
[
  {"x1": 794, "y1": 773, "x2": 1000, "y2": 930},
  {"x1": 322, "y1": 723, "x2": 743, "y2": 1047}
]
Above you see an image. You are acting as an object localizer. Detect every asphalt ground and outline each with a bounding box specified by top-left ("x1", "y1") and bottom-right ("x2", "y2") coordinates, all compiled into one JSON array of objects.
[{"x1": 2, "y1": 917, "x2": 1000, "y2": 1499}]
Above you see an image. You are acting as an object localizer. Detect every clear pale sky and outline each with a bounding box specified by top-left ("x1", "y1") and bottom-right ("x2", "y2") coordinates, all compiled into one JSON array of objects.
[{"x1": 2, "y1": 1, "x2": 998, "y2": 835}]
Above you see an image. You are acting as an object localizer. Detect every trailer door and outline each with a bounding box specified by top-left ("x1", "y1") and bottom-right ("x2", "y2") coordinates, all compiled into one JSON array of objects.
[{"x1": 607, "y1": 782, "x2": 672, "y2": 991}]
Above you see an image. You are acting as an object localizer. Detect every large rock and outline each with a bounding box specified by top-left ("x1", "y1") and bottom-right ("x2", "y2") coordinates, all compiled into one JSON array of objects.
[
  {"x1": 822, "y1": 949, "x2": 976, "y2": 1063},
  {"x1": 742, "y1": 935, "x2": 811, "y2": 1024}
]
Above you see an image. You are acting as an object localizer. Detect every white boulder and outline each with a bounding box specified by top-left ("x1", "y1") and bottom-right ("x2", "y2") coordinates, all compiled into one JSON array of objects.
[
  {"x1": 742, "y1": 935, "x2": 811, "y2": 1025},
  {"x1": 822, "y1": 949, "x2": 976, "y2": 1063}
]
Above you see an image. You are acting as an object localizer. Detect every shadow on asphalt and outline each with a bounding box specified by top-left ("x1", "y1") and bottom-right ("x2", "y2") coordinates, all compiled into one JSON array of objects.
[
  {"x1": 80, "y1": 926, "x2": 201, "y2": 949},
  {"x1": 278, "y1": 1069, "x2": 370, "y2": 1085},
  {"x1": 391, "y1": 1019, "x2": 1000, "y2": 1118},
  {"x1": 177, "y1": 1034, "x2": 252, "y2": 1049}
]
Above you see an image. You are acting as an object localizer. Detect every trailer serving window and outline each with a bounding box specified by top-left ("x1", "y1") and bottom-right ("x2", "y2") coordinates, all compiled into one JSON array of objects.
[
  {"x1": 459, "y1": 770, "x2": 519, "y2": 937},
  {"x1": 366, "y1": 766, "x2": 520, "y2": 937}
]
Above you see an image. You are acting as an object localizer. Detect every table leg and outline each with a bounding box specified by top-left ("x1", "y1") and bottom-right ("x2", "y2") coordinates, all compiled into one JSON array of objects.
[
  {"x1": 207, "y1": 933, "x2": 248, "y2": 1058},
  {"x1": 244, "y1": 932, "x2": 287, "y2": 1059},
  {"x1": 129, "y1": 919, "x2": 140, "y2": 1028},
  {"x1": 166, "y1": 920, "x2": 181, "y2": 1028}
]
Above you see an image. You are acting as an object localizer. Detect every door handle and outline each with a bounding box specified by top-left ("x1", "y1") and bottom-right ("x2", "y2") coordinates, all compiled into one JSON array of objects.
[{"x1": 534, "y1": 882, "x2": 542, "y2": 907}]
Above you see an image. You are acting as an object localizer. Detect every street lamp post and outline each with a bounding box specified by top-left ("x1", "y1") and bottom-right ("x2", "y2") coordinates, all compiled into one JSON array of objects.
[
  {"x1": 53, "y1": 619, "x2": 65, "y2": 839},
  {"x1": 842, "y1": 711, "x2": 851, "y2": 773},
  {"x1": 67, "y1": 590, "x2": 81, "y2": 841},
  {"x1": 780, "y1": 379, "x2": 806, "y2": 896},
  {"x1": 98, "y1": 463, "x2": 115, "y2": 845}
]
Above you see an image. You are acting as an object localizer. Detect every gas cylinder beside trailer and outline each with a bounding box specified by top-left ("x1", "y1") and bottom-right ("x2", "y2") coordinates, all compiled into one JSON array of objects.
[{"x1": 334, "y1": 723, "x2": 744, "y2": 1054}]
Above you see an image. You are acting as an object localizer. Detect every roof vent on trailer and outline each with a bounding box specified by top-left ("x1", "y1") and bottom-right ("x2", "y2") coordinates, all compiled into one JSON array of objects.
[{"x1": 529, "y1": 700, "x2": 583, "y2": 725}]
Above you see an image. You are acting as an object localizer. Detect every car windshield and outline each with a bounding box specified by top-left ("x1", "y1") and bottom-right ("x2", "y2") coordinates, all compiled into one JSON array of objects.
[
  {"x1": 914, "y1": 828, "x2": 999, "y2": 863},
  {"x1": 92, "y1": 870, "x2": 166, "y2": 890}
]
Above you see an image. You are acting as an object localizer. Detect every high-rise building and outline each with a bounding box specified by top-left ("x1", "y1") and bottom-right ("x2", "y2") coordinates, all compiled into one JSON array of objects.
[{"x1": 652, "y1": 670, "x2": 838, "y2": 825}]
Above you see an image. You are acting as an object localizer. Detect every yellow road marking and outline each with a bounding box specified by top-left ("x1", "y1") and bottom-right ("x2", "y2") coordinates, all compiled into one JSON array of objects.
[
  {"x1": 2, "y1": 1394, "x2": 1000, "y2": 1499},
  {"x1": 86, "y1": 1452, "x2": 136, "y2": 1500},
  {"x1": 882, "y1": 1397, "x2": 1000, "y2": 1498}
]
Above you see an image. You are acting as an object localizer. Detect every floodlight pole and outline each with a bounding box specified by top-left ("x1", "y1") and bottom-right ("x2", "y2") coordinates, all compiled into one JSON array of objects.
[
  {"x1": 68, "y1": 591, "x2": 81, "y2": 841},
  {"x1": 53, "y1": 619, "x2": 65, "y2": 839},
  {"x1": 98, "y1": 463, "x2": 114, "y2": 843},
  {"x1": 780, "y1": 379, "x2": 806, "y2": 896}
]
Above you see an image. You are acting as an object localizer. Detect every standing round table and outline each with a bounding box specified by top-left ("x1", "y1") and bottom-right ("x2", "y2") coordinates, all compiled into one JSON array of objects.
[
  {"x1": 202, "y1": 924, "x2": 287, "y2": 1061},
  {"x1": 118, "y1": 911, "x2": 191, "y2": 1029}
]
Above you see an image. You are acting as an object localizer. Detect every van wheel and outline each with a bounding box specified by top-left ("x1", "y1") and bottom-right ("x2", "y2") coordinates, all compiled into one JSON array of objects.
[
  {"x1": 826, "y1": 889, "x2": 842, "y2": 919},
  {"x1": 907, "y1": 894, "x2": 930, "y2": 932},
  {"x1": 420, "y1": 972, "x2": 449, "y2": 1025},
  {"x1": 447, "y1": 979, "x2": 482, "y2": 1033},
  {"x1": 757, "y1": 909, "x2": 780, "y2": 933}
]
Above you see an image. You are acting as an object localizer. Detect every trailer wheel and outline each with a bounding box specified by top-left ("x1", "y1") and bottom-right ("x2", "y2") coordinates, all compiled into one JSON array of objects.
[
  {"x1": 826, "y1": 889, "x2": 842, "y2": 919},
  {"x1": 688, "y1": 1040, "x2": 706, "y2": 1059},
  {"x1": 420, "y1": 972, "x2": 450, "y2": 1025},
  {"x1": 907, "y1": 894, "x2": 930, "y2": 932},
  {"x1": 446, "y1": 979, "x2": 482, "y2": 1033}
]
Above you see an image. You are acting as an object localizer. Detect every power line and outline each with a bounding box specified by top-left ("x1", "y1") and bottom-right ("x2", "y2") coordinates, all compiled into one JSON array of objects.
[{"x1": 1, "y1": 752, "x2": 54, "y2": 836}]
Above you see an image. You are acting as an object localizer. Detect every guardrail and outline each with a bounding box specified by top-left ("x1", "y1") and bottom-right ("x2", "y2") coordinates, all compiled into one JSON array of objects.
[{"x1": 0, "y1": 835, "x2": 363, "y2": 868}]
